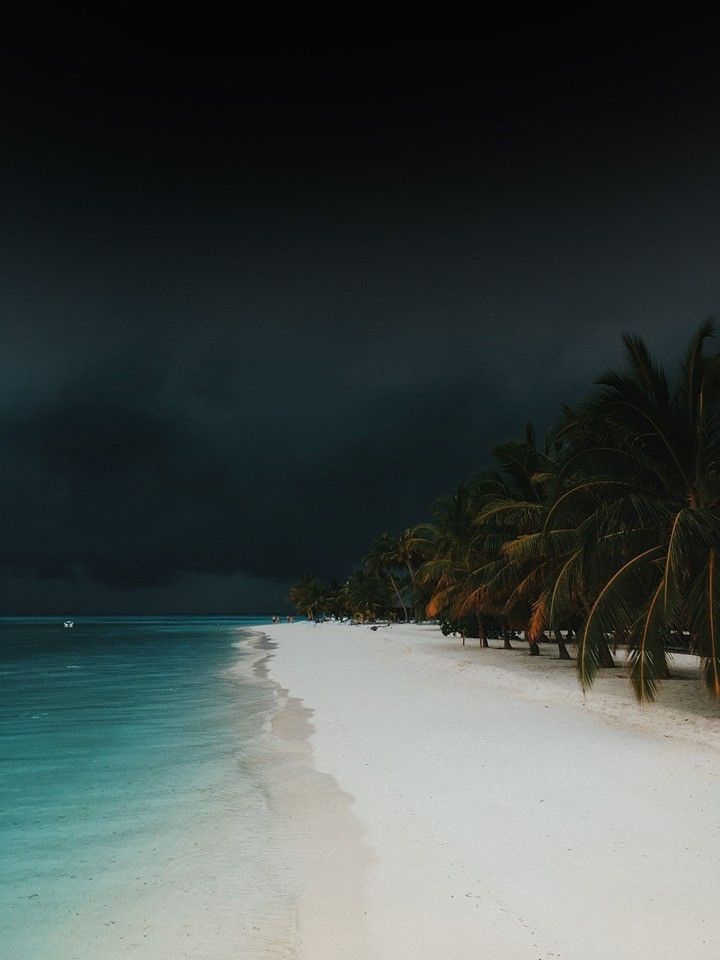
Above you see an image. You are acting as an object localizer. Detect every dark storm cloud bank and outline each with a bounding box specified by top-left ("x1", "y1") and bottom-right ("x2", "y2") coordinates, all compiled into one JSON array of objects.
[
  {"x1": 1, "y1": 34, "x2": 719, "y2": 612},
  {"x1": 0, "y1": 339, "x2": 578, "y2": 601}
]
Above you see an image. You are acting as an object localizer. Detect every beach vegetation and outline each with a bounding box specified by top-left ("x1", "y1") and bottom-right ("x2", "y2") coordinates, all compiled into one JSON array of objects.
[
  {"x1": 288, "y1": 574, "x2": 328, "y2": 621},
  {"x1": 291, "y1": 322, "x2": 720, "y2": 701}
]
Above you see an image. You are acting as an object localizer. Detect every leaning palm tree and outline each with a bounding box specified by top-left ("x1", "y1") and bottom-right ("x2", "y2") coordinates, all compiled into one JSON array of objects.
[
  {"x1": 411, "y1": 485, "x2": 491, "y2": 639},
  {"x1": 553, "y1": 320, "x2": 720, "y2": 700},
  {"x1": 489, "y1": 426, "x2": 617, "y2": 662},
  {"x1": 460, "y1": 425, "x2": 576, "y2": 658},
  {"x1": 364, "y1": 533, "x2": 411, "y2": 621},
  {"x1": 396, "y1": 528, "x2": 424, "y2": 618}
]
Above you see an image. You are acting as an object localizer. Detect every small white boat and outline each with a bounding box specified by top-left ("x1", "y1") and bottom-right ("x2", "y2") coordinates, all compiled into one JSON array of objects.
[{"x1": 63, "y1": 621, "x2": 74, "y2": 628}]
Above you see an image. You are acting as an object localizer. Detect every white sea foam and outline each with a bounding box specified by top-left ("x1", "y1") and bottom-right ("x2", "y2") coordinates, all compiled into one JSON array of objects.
[{"x1": 0, "y1": 616, "x2": 312, "y2": 959}]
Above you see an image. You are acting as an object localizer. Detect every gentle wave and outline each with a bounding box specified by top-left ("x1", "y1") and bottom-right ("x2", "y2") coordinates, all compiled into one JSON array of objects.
[{"x1": 0, "y1": 615, "x2": 308, "y2": 959}]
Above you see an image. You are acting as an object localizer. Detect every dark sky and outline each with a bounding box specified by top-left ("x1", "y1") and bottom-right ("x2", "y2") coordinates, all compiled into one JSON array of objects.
[{"x1": 1, "y1": 28, "x2": 719, "y2": 613}]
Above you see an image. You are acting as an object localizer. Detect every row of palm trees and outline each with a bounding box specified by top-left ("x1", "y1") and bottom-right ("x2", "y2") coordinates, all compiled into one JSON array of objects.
[
  {"x1": 290, "y1": 322, "x2": 720, "y2": 702},
  {"x1": 289, "y1": 571, "x2": 391, "y2": 622}
]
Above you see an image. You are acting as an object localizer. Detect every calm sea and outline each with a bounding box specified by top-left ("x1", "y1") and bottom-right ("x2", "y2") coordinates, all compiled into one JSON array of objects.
[{"x1": 0, "y1": 616, "x2": 297, "y2": 959}]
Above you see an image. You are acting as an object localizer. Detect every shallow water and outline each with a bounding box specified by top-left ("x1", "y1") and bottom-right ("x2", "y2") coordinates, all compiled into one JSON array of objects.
[{"x1": 0, "y1": 616, "x2": 297, "y2": 959}]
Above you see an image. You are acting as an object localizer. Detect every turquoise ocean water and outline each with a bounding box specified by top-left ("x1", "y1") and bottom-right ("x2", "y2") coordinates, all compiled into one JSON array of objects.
[{"x1": 0, "y1": 616, "x2": 294, "y2": 959}]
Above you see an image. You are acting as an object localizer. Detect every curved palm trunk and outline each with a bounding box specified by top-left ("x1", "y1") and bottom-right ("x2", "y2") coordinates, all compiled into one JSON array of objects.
[
  {"x1": 478, "y1": 615, "x2": 489, "y2": 648},
  {"x1": 502, "y1": 625, "x2": 513, "y2": 650},
  {"x1": 654, "y1": 630, "x2": 671, "y2": 679},
  {"x1": 406, "y1": 561, "x2": 421, "y2": 621},
  {"x1": 555, "y1": 627, "x2": 571, "y2": 660},
  {"x1": 598, "y1": 639, "x2": 615, "y2": 667},
  {"x1": 388, "y1": 573, "x2": 408, "y2": 622}
]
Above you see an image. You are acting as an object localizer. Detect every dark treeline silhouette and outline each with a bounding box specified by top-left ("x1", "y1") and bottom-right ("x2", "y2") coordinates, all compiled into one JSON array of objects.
[{"x1": 291, "y1": 322, "x2": 720, "y2": 702}]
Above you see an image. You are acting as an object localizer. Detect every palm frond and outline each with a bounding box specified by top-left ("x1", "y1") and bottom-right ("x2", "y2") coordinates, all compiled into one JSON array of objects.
[
  {"x1": 577, "y1": 545, "x2": 663, "y2": 691},
  {"x1": 627, "y1": 581, "x2": 667, "y2": 702}
]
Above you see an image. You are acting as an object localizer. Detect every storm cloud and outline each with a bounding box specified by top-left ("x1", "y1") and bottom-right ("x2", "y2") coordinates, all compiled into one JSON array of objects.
[{"x1": 1, "y1": 35, "x2": 718, "y2": 611}]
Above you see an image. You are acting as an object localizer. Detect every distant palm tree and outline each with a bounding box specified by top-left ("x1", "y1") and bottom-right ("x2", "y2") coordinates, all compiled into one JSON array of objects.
[
  {"x1": 288, "y1": 574, "x2": 327, "y2": 620},
  {"x1": 364, "y1": 533, "x2": 411, "y2": 621},
  {"x1": 396, "y1": 528, "x2": 423, "y2": 618},
  {"x1": 342, "y1": 569, "x2": 391, "y2": 622},
  {"x1": 412, "y1": 485, "x2": 485, "y2": 634},
  {"x1": 448, "y1": 426, "x2": 571, "y2": 658}
]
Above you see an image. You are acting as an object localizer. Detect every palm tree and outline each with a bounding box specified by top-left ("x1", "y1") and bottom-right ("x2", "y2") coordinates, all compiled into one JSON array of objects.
[
  {"x1": 456, "y1": 425, "x2": 577, "y2": 658},
  {"x1": 553, "y1": 320, "x2": 720, "y2": 700},
  {"x1": 364, "y1": 533, "x2": 411, "y2": 621},
  {"x1": 396, "y1": 528, "x2": 423, "y2": 619},
  {"x1": 289, "y1": 322, "x2": 720, "y2": 706},
  {"x1": 412, "y1": 485, "x2": 490, "y2": 640},
  {"x1": 341, "y1": 569, "x2": 391, "y2": 622},
  {"x1": 323, "y1": 579, "x2": 348, "y2": 619},
  {"x1": 288, "y1": 574, "x2": 327, "y2": 620}
]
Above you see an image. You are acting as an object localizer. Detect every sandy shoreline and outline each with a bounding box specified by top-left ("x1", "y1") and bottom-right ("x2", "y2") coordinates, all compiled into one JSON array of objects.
[
  {"x1": 249, "y1": 621, "x2": 720, "y2": 959},
  {"x1": 232, "y1": 633, "x2": 372, "y2": 959}
]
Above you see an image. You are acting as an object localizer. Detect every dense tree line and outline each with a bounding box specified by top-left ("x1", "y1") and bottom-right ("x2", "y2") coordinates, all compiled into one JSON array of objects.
[{"x1": 291, "y1": 323, "x2": 720, "y2": 702}]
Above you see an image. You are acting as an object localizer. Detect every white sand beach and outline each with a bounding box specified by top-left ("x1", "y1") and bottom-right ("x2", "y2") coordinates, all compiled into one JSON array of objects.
[{"x1": 251, "y1": 621, "x2": 720, "y2": 960}]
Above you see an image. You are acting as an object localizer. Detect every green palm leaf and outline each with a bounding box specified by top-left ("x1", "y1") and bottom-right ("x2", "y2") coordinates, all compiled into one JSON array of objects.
[{"x1": 577, "y1": 546, "x2": 663, "y2": 691}]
